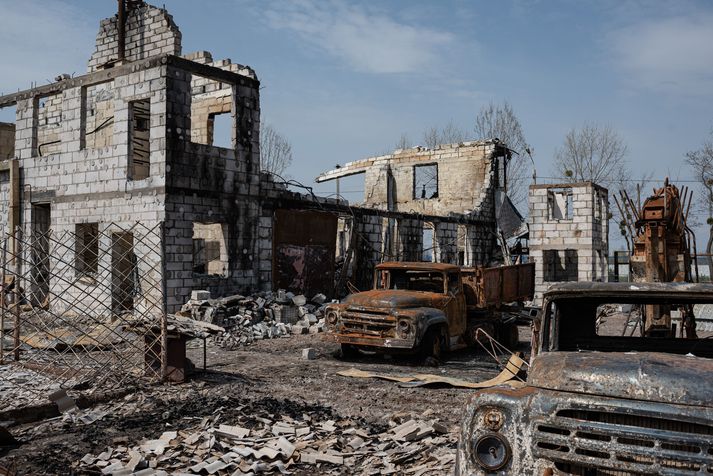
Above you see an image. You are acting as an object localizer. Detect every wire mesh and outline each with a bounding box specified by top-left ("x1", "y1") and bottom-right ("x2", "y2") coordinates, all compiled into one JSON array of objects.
[{"x1": 0, "y1": 222, "x2": 166, "y2": 411}]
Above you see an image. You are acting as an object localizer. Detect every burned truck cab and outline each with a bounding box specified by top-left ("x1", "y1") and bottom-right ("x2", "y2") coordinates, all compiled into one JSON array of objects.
[
  {"x1": 456, "y1": 282, "x2": 713, "y2": 475},
  {"x1": 324, "y1": 262, "x2": 465, "y2": 358}
]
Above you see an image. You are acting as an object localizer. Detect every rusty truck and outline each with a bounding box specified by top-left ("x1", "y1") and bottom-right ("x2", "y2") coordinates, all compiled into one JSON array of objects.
[
  {"x1": 456, "y1": 282, "x2": 713, "y2": 475},
  {"x1": 323, "y1": 261, "x2": 535, "y2": 359}
]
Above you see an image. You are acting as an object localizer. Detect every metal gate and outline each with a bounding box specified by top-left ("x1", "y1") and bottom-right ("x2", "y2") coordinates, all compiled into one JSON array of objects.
[{"x1": 0, "y1": 222, "x2": 167, "y2": 411}]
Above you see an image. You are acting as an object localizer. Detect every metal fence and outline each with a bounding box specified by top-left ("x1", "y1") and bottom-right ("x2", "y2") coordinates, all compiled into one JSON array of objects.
[{"x1": 0, "y1": 222, "x2": 167, "y2": 411}]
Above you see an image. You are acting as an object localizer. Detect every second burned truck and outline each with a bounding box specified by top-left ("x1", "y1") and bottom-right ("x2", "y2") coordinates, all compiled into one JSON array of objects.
[{"x1": 323, "y1": 261, "x2": 535, "y2": 359}]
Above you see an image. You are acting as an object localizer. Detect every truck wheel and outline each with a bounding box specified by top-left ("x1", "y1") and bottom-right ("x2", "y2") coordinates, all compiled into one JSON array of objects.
[
  {"x1": 340, "y1": 344, "x2": 360, "y2": 359},
  {"x1": 421, "y1": 327, "x2": 445, "y2": 362}
]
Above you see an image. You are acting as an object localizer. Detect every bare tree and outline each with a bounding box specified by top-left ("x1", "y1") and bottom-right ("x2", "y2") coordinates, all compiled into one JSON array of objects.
[
  {"x1": 417, "y1": 122, "x2": 467, "y2": 193},
  {"x1": 686, "y1": 131, "x2": 713, "y2": 274},
  {"x1": 260, "y1": 123, "x2": 293, "y2": 176},
  {"x1": 395, "y1": 133, "x2": 411, "y2": 150},
  {"x1": 474, "y1": 101, "x2": 531, "y2": 206},
  {"x1": 552, "y1": 123, "x2": 630, "y2": 190},
  {"x1": 422, "y1": 121, "x2": 467, "y2": 149}
]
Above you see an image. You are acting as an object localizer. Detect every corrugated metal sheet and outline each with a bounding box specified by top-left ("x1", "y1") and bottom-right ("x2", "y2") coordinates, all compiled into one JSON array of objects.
[{"x1": 272, "y1": 209, "x2": 338, "y2": 298}]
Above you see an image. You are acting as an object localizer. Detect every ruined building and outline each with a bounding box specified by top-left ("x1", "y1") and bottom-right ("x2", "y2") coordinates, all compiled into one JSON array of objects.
[
  {"x1": 0, "y1": 2, "x2": 292, "y2": 313},
  {"x1": 528, "y1": 182, "x2": 609, "y2": 303},
  {"x1": 0, "y1": 2, "x2": 509, "y2": 314},
  {"x1": 317, "y1": 141, "x2": 520, "y2": 268}
]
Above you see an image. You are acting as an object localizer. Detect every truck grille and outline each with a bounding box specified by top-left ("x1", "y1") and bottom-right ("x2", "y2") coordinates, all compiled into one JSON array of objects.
[
  {"x1": 341, "y1": 308, "x2": 396, "y2": 337},
  {"x1": 533, "y1": 408, "x2": 713, "y2": 475}
]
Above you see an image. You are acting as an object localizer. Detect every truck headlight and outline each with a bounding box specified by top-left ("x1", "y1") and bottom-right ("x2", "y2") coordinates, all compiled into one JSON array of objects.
[
  {"x1": 397, "y1": 319, "x2": 412, "y2": 338},
  {"x1": 483, "y1": 408, "x2": 505, "y2": 431},
  {"x1": 473, "y1": 433, "x2": 511, "y2": 471},
  {"x1": 326, "y1": 311, "x2": 339, "y2": 327}
]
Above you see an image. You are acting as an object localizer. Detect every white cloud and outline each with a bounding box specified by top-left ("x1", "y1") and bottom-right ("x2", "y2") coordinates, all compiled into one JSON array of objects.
[
  {"x1": 608, "y1": 14, "x2": 713, "y2": 95},
  {"x1": 0, "y1": 0, "x2": 96, "y2": 97},
  {"x1": 261, "y1": 0, "x2": 455, "y2": 74}
]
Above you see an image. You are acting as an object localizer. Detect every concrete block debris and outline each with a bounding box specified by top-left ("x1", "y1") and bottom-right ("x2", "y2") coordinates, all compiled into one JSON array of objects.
[
  {"x1": 179, "y1": 290, "x2": 330, "y2": 350},
  {"x1": 301, "y1": 348, "x2": 318, "y2": 360},
  {"x1": 76, "y1": 400, "x2": 455, "y2": 475}
]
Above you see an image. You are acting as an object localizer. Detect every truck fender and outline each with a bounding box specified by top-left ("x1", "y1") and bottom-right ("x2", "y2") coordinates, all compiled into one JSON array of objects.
[{"x1": 405, "y1": 307, "x2": 448, "y2": 343}]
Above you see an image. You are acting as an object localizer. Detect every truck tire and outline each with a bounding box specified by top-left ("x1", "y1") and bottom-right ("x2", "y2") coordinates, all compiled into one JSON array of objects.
[
  {"x1": 421, "y1": 327, "x2": 445, "y2": 362},
  {"x1": 340, "y1": 344, "x2": 360, "y2": 359}
]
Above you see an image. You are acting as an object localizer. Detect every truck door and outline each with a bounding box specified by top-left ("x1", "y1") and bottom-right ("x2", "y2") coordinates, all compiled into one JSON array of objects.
[{"x1": 445, "y1": 271, "x2": 466, "y2": 338}]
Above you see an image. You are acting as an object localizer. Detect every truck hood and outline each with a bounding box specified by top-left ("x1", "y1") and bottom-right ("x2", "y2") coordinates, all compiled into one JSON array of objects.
[
  {"x1": 343, "y1": 290, "x2": 445, "y2": 310},
  {"x1": 528, "y1": 351, "x2": 713, "y2": 408}
]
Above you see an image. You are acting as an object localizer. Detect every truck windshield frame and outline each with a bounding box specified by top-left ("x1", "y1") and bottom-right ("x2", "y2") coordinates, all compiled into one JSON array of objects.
[
  {"x1": 376, "y1": 269, "x2": 447, "y2": 294},
  {"x1": 542, "y1": 295, "x2": 713, "y2": 359}
]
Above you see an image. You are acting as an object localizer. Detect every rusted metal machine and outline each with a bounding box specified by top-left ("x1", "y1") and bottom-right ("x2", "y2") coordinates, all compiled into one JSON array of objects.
[{"x1": 616, "y1": 178, "x2": 698, "y2": 337}]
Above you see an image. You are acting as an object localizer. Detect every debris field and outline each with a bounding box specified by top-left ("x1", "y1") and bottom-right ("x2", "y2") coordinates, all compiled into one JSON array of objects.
[{"x1": 0, "y1": 318, "x2": 526, "y2": 475}]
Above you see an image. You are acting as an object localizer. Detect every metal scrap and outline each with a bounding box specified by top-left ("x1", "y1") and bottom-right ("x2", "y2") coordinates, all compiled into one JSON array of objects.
[{"x1": 336, "y1": 353, "x2": 526, "y2": 389}]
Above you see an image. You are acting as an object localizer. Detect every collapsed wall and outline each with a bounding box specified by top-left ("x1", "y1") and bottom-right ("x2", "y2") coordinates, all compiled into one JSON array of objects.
[{"x1": 316, "y1": 140, "x2": 510, "y2": 279}]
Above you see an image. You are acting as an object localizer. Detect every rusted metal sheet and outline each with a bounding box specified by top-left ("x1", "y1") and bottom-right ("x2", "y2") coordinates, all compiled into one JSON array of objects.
[
  {"x1": 374, "y1": 261, "x2": 460, "y2": 272},
  {"x1": 462, "y1": 262, "x2": 535, "y2": 308},
  {"x1": 272, "y1": 209, "x2": 338, "y2": 298}
]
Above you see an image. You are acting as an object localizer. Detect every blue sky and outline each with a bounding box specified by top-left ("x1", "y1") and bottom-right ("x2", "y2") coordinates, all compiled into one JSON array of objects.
[{"x1": 1, "y1": 0, "x2": 712, "y2": 249}]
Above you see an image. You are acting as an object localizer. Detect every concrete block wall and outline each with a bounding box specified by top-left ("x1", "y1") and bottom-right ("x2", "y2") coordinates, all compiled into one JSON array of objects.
[
  {"x1": 88, "y1": 3, "x2": 181, "y2": 72},
  {"x1": 464, "y1": 224, "x2": 497, "y2": 266},
  {"x1": 528, "y1": 182, "x2": 609, "y2": 303},
  {"x1": 84, "y1": 81, "x2": 116, "y2": 150},
  {"x1": 185, "y1": 51, "x2": 258, "y2": 147},
  {"x1": 35, "y1": 92, "x2": 64, "y2": 157},
  {"x1": 434, "y1": 222, "x2": 458, "y2": 264},
  {"x1": 356, "y1": 141, "x2": 500, "y2": 219},
  {"x1": 14, "y1": 64, "x2": 171, "y2": 316},
  {"x1": 396, "y1": 218, "x2": 423, "y2": 262},
  {"x1": 0, "y1": 123, "x2": 15, "y2": 160},
  {"x1": 354, "y1": 214, "x2": 383, "y2": 288}
]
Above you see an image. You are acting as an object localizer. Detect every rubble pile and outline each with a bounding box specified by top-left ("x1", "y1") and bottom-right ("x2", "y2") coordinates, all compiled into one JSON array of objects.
[
  {"x1": 180, "y1": 291, "x2": 330, "y2": 351},
  {"x1": 75, "y1": 399, "x2": 455, "y2": 475}
]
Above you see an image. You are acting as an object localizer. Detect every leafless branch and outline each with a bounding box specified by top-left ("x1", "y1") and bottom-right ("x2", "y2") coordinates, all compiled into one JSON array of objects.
[
  {"x1": 686, "y1": 131, "x2": 713, "y2": 272},
  {"x1": 260, "y1": 123, "x2": 293, "y2": 176},
  {"x1": 474, "y1": 101, "x2": 531, "y2": 206}
]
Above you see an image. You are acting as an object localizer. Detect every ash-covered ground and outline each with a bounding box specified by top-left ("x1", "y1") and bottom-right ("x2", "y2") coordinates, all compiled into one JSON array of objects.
[{"x1": 0, "y1": 328, "x2": 531, "y2": 475}]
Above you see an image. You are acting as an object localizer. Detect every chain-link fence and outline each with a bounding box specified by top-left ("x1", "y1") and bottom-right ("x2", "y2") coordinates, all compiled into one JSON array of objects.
[{"x1": 0, "y1": 222, "x2": 167, "y2": 411}]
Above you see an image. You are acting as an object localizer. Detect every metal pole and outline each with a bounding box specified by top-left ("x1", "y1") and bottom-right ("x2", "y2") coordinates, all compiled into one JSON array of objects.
[
  {"x1": 203, "y1": 337, "x2": 207, "y2": 372},
  {"x1": 160, "y1": 222, "x2": 168, "y2": 381},
  {"x1": 0, "y1": 238, "x2": 6, "y2": 365},
  {"x1": 614, "y1": 251, "x2": 619, "y2": 282},
  {"x1": 12, "y1": 228, "x2": 20, "y2": 362}
]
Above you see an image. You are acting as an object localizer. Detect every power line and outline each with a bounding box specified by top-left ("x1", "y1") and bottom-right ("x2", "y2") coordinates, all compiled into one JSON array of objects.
[{"x1": 538, "y1": 176, "x2": 703, "y2": 184}]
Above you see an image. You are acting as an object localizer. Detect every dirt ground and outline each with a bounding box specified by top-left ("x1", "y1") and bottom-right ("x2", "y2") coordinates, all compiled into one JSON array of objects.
[{"x1": 0, "y1": 326, "x2": 532, "y2": 475}]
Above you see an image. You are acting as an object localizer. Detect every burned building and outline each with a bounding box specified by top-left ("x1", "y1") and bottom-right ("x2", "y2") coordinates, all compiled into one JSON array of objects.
[
  {"x1": 317, "y1": 141, "x2": 519, "y2": 269},
  {"x1": 528, "y1": 182, "x2": 609, "y2": 303},
  {"x1": 0, "y1": 2, "x2": 339, "y2": 314}
]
